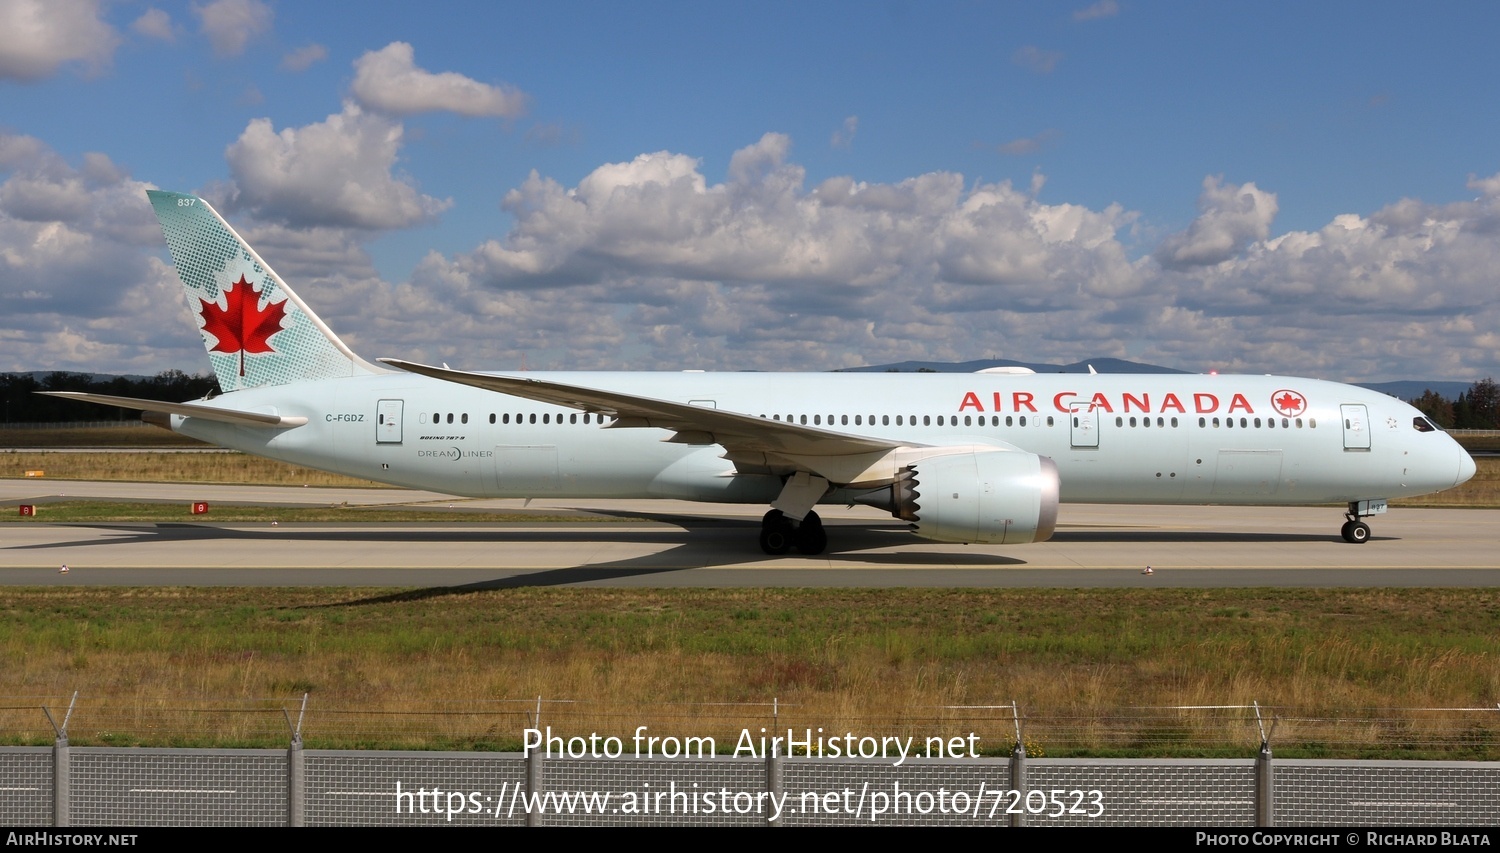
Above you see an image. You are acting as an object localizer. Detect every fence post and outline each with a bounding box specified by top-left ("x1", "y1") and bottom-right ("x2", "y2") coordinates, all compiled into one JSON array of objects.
[
  {"x1": 53, "y1": 736, "x2": 69, "y2": 827},
  {"x1": 288, "y1": 740, "x2": 305, "y2": 827},
  {"x1": 525, "y1": 697, "x2": 544, "y2": 827},
  {"x1": 1256, "y1": 742, "x2": 1273, "y2": 826},
  {"x1": 286, "y1": 693, "x2": 308, "y2": 827},
  {"x1": 44, "y1": 692, "x2": 77, "y2": 827},
  {"x1": 766, "y1": 698, "x2": 783, "y2": 827},
  {"x1": 1009, "y1": 742, "x2": 1026, "y2": 828},
  {"x1": 1253, "y1": 702, "x2": 1275, "y2": 827},
  {"x1": 1009, "y1": 703, "x2": 1026, "y2": 828}
]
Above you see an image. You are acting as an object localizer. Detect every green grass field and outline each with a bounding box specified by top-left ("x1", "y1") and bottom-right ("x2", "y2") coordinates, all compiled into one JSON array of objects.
[{"x1": 0, "y1": 587, "x2": 1496, "y2": 756}]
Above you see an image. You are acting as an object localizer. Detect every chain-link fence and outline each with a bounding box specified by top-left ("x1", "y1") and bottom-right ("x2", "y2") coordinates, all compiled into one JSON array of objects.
[{"x1": 3, "y1": 694, "x2": 1498, "y2": 759}]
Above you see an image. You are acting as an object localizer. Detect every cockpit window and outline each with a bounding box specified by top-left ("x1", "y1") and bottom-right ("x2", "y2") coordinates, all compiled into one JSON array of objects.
[{"x1": 1413, "y1": 417, "x2": 1437, "y2": 433}]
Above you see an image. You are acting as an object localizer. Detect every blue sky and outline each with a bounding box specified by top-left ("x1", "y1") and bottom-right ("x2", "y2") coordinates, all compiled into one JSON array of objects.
[{"x1": 2, "y1": 0, "x2": 1499, "y2": 382}]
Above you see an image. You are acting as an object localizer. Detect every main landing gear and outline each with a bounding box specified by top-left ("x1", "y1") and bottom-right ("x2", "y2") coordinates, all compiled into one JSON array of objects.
[{"x1": 760, "y1": 509, "x2": 827, "y2": 556}]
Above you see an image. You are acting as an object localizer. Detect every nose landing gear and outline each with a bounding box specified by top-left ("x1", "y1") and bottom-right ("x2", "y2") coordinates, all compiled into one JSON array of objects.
[
  {"x1": 1340, "y1": 518, "x2": 1371, "y2": 544},
  {"x1": 1340, "y1": 499, "x2": 1383, "y2": 543}
]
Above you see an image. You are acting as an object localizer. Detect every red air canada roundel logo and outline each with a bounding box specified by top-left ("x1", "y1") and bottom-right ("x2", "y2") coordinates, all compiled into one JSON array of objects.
[{"x1": 1271, "y1": 389, "x2": 1307, "y2": 418}]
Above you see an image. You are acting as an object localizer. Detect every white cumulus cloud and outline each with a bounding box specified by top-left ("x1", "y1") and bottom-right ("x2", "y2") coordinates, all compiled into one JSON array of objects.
[
  {"x1": 8, "y1": 130, "x2": 1500, "y2": 382},
  {"x1": 1154, "y1": 176, "x2": 1278, "y2": 269},
  {"x1": 1012, "y1": 45, "x2": 1063, "y2": 74},
  {"x1": 424, "y1": 133, "x2": 1140, "y2": 303},
  {"x1": 131, "y1": 8, "x2": 176, "y2": 42},
  {"x1": 830, "y1": 116, "x2": 858, "y2": 149},
  {"x1": 224, "y1": 103, "x2": 451, "y2": 230},
  {"x1": 281, "y1": 43, "x2": 328, "y2": 73},
  {"x1": 194, "y1": 0, "x2": 272, "y2": 57},
  {"x1": 389, "y1": 140, "x2": 1500, "y2": 380},
  {"x1": 1072, "y1": 0, "x2": 1120, "y2": 22},
  {"x1": 0, "y1": 134, "x2": 198, "y2": 374},
  {"x1": 350, "y1": 42, "x2": 529, "y2": 117},
  {"x1": 0, "y1": 0, "x2": 119, "y2": 82}
]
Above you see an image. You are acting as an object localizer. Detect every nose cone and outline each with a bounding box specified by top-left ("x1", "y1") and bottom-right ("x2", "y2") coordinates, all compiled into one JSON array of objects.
[{"x1": 1456, "y1": 448, "x2": 1477, "y2": 487}]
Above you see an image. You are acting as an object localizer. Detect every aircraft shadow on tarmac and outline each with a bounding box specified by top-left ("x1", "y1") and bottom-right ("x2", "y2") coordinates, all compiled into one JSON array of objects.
[
  {"x1": 8, "y1": 515, "x2": 1350, "y2": 548},
  {"x1": 5, "y1": 516, "x2": 1367, "y2": 600},
  {"x1": 6, "y1": 519, "x2": 1026, "y2": 574},
  {"x1": 1050, "y1": 529, "x2": 1344, "y2": 543}
]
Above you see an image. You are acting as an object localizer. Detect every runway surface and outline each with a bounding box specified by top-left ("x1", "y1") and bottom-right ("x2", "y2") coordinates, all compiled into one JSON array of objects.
[{"x1": 2, "y1": 479, "x2": 1497, "y2": 587}]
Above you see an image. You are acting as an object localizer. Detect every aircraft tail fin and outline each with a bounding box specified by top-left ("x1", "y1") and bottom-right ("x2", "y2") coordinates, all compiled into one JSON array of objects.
[{"x1": 146, "y1": 190, "x2": 383, "y2": 392}]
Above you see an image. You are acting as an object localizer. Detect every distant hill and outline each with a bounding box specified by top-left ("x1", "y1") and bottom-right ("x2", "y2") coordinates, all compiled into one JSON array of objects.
[
  {"x1": 1355, "y1": 380, "x2": 1474, "y2": 401},
  {"x1": 12, "y1": 370, "x2": 153, "y2": 383}
]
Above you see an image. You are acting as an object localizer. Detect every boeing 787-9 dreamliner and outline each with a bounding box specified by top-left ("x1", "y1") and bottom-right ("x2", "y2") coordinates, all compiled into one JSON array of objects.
[{"x1": 45, "y1": 191, "x2": 1477, "y2": 555}]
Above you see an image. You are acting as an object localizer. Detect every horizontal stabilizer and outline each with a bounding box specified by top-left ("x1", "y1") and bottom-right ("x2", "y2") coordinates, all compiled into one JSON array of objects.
[{"x1": 37, "y1": 392, "x2": 308, "y2": 428}]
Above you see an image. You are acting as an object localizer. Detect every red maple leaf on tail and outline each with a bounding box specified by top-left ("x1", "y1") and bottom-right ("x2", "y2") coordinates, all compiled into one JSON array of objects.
[{"x1": 199, "y1": 275, "x2": 287, "y2": 376}]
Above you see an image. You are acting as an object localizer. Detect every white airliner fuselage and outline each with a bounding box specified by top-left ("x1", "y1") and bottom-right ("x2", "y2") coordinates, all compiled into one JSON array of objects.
[
  {"x1": 174, "y1": 371, "x2": 1471, "y2": 521},
  {"x1": 50, "y1": 191, "x2": 1478, "y2": 554}
]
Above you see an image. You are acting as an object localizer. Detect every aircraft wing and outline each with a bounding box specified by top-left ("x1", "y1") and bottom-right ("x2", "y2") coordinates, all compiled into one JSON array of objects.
[
  {"x1": 380, "y1": 359, "x2": 912, "y2": 454},
  {"x1": 36, "y1": 392, "x2": 309, "y2": 428}
]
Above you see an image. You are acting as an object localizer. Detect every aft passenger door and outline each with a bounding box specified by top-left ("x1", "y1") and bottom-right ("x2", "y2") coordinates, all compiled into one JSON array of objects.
[{"x1": 377, "y1": 399, "x2": 403, "y2": 444}]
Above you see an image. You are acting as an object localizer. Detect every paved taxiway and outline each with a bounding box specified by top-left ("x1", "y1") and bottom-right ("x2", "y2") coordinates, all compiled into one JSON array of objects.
[{"x1": 2, "y1": 479, "x2": 1497, "y2": 587}]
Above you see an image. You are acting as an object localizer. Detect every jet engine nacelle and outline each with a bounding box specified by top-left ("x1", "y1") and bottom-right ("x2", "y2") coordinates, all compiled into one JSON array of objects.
[{"x1": 859, "y1": 450, "x2": 1060, "y2": 544}]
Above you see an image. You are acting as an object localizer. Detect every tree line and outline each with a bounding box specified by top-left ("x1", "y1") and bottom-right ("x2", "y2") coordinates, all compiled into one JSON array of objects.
[
  {"x1": 1410, "y1": 378, "x2": 1498, "y2": 429},
  {"x1": 0, "y1": 371, "x2": 219, "y2": 424}
]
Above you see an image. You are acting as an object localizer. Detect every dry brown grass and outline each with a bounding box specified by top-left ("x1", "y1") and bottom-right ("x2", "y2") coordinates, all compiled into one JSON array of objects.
[
  {"x1": 0, "y1": 425, "x2": 208, "y2": 448},
  {"x1": 0, "y1": 450, "x2": 392, "y2": 489},
  {"x1": 1, "y1": 587, "x2": 1496, "y2": 756},
  {"x1": 1396, "y1": 456, "x2": 1500, "y2": 506}
]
